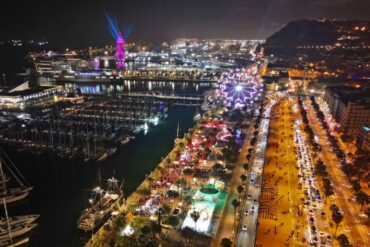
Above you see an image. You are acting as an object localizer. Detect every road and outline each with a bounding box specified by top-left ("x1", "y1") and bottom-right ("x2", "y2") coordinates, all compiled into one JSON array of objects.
[
  {"x1": 235, "y1": 100, "x2": 275, "y2": 247},
  {"x1": 304, "y1": 99, "x2": 369, "y2": 245}
]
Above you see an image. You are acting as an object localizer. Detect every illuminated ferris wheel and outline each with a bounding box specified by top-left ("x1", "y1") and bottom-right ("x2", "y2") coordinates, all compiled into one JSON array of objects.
[{"x1": 219, "y1": 67, "x2": 263, "y2": 108}]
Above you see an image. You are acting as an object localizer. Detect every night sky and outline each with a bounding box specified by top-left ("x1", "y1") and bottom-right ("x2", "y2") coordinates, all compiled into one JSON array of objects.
[{"x1": 1, "y1": 0, "x2": 369, "y2": 48}]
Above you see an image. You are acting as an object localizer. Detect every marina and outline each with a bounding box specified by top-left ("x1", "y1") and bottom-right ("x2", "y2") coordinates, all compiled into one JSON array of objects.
[
  {"x1": 1, "y1": 86, "x2": 200, "y2": 246},
  {"x1": 0, "y1": 96, "x2": 168, "y2": 162},
  {"x1": 0, "y1": 148, "x2": 39, "y2": 246}
]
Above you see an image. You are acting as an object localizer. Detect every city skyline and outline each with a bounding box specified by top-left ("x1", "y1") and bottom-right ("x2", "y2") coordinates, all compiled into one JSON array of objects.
[
  {"x1": 0, "y1": 1, "x2": 369, "y2": 246},
  {"x1": 1, "y1": 0, "x2": 369, "y2": 48}
]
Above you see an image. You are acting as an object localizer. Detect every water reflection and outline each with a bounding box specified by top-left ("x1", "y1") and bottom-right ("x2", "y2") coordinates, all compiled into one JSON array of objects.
[{"x1": 64, "y1": 80, "x2": 213, "y2": 95}]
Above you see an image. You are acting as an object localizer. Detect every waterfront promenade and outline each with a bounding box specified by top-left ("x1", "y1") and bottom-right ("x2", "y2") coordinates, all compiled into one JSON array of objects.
[{"x1": 86, "y1": 134, "x2": 187, "y2": 246}]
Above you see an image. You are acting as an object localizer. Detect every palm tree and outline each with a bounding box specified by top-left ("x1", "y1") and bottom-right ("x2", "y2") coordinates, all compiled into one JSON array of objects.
[
  {"x1": 150, "y1": 220, "x2": 161, "y2": 240},
  {"x1": 221, "y1": 237, "x2": 233, "y2": 247},
  {"x1": 181, "y1": 226, "x2": 196, "y2": 244},
  {"x1": 243, "y1": 163, "x2": 249, "y2": 172},
  {"x1": 240, "y1": 174, "x2": 247, "y2": 184},
  {"x1": 231, "y1": 199, "x2": 240, "y2": 232},
  {"x1": 147, "y1": 176, "x2": 154, "y2": 190},
  {"x1": 190, "y1": 211, "x2": 200, "y2": 230},
  {"x1": 314, "y1": 160, "x2": 327, "y2": 177},
  {"x1": 237, "y1": 185, "x2": 244, "y2": 200},
  {"x1": 336, "y1": 234, "x2": 350, "y2": 247},
  {"x1": 350, "y1": 180, "x2": 361, "y2": 192},
  {"x1": 356, "y1": 191, "x2": 369, "y2": 210},
  {"x1": 366, "y1": 207, "x2": 370, "y2": 225},
  {"x1": 331, "y1": 208, "x2": 343, "y2": 237},
  {"x1": 94, "y1": 235, "x2": 111, "y2": 247}
]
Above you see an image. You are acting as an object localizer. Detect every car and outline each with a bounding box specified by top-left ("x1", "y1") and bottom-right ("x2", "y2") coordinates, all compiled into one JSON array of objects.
[
  {"x1": 309, "y1": 242, "x2": 317, "y2": 246},
  {"x1": 253, "y1": 199, "x2": 258, "y2": 204},
  {"x1": 320, "y1": 211, "x2": 326, "y2": 218},
  {"x1": 326, "y1": 236, "x2": 333, "y2": 242},
  {"x1": 244, "y1": 210, "x2": 249, "y2": 215},
  {"x1": 250, "y1": 206, "x2": 255, "y2": 212},
  {"x1": 359, "y1": 212, "x2": 366, "y2": 218},
  {"x1": 242, "y1": 224, "x2": 248, "y2": 231},
  {"x1": 309, "y1": 217, "x2": 315, "y2": 224},
  {"x1": 312, "y1": 236, "x2": 318, "y2": 243},
  {"x1": 247, "y1": 194, "x2": 252, "y2": 200},
  {"x1": 311, "y1": 226, "x2": 316, "y2": 233}
]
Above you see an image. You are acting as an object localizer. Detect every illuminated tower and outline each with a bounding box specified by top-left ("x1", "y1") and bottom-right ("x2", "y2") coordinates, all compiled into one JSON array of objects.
[
  {"x1": 116, "y1": 32, "x2": 125, "y2": 69},
  {"x1": 93, "y1": 57, "x2": 100, "y2": 70}
]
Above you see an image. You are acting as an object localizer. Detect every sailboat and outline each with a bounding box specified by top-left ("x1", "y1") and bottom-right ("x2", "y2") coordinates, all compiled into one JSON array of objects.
[
  {"x1": 0, "y1": 221, "x2": 37, "y2": 241},
  {"x1": 0, "y1": 157, "x2": 32, "y2": 206},
  {"x1": 0, "y1": 149, "x2": 38, "y2": 246},
  {"x1": 77, "y1": 174, "x2": 124, "y2": 231},
  {"x1": 0, "y1": 215, "x2": 39, "y2": 227},
  {"x1": 0, "y1": 237, "x2": 29, "y2": 247}
]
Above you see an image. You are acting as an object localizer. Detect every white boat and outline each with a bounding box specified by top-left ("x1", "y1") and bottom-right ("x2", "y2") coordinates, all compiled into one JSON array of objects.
[
  {"x1": 0, "y1": 187, "x2": 33, "y2": 205},
  {"x1": 0, "y1": 223, "x2": 37, "y2": 241},
  {"x1": 193, "y1": 113, "x2": 201, "y2": 121},
  {"x1": 0, "y1": 150, "x2": 38, "y2": 244},
  {"x1": 0, "y1": 237, "x2": 29, "y2": 247},
  {"x1": 120, "y1": 137, "x2": 130, "y2": 145},
  {"x1": 0, "y1": 215, "x2": 39, "y2": 226}
]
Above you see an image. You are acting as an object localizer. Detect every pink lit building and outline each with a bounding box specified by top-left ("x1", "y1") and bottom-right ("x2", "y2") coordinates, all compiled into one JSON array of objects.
[{"x1": 116, "y1": 32, "x2": 125, "y2": 68}]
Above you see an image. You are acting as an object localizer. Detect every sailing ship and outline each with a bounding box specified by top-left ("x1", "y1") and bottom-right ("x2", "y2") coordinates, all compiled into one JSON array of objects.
[
  {"x1": 0, "y1": 149, "x2": 38, "y2": 246},
  {"x1": 77, "y1": 175, "x2": 124, "y2": 231}
]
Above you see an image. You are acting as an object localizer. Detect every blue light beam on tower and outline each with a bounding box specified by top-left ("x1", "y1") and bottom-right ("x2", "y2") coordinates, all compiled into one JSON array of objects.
[{"x1": 104, "y1": 10, "x2": 119, "y2": 39}]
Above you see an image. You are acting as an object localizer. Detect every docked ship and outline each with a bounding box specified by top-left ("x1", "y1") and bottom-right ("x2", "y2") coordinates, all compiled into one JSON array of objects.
[
  {"x1": 0, "y1": 149, "x2": 39, "y2": 246},
  {"x1": 77, "y1": 176, "x2": 124, "y2": 231}
]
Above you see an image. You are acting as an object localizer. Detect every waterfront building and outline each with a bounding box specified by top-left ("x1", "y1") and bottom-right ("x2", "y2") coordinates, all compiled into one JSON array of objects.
[
  {"x1": 116, "y1": 32, "x2": 125, "y2": 69},
  {"x1": 0, "y1": 82, "x2": 63, "y2": 109},
  {"x1": 356, "y1": 125, "x2": 370, "y2": 152},
  {"x1": 324, "y1": 86, "x2": 370, "y2": 138}
]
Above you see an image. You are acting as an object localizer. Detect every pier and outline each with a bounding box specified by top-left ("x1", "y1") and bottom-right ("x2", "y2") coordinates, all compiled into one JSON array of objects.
[{"x1": 120, "y1": 91, "x2": 204, "y2": 101}]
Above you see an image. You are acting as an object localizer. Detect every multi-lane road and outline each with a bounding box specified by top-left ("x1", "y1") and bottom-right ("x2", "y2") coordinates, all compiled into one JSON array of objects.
[
  {"x1": 304, "y1": 99, "x2": 369, "y2": 245},
  {"x1": 235, "y1": 100, "x2": 275, "y2": 247}
]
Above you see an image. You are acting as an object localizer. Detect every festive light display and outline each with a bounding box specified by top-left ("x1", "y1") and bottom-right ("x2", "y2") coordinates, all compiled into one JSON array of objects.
[
  {"x1": 93, "y1": 57, "x2": 100, "y2": 70},
  {"x1": 219, "y1": 67, "x2": 262, "y2": 108},
  {"x1": 116, "y1": 32, "x2": 125, "y2": 69}
]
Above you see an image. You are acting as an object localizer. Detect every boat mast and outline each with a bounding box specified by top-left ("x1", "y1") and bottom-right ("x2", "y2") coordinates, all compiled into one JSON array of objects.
[
  {"x1": 0, "y1": 159, "x2": 7, "y2": 194},
  {"x1": 3, "y1": 198, "x2": 13, "y2": 243},
  {"x1": 176, "y1": 121, "x2": 180, "y2": 139}
]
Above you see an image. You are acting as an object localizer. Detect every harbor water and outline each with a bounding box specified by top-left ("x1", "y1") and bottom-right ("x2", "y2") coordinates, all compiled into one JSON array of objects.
[{"x1": 1, "y1": 80, "x2": 212, "y2": 246}]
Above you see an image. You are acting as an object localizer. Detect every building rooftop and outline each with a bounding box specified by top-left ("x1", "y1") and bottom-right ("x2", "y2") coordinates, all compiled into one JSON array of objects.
[
  {"x1": 0, "y1": 86, "x2": 61, "y2": 97},
  {"x1": 325, "y1": 86, "x2": 370, "y2": 106}
]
